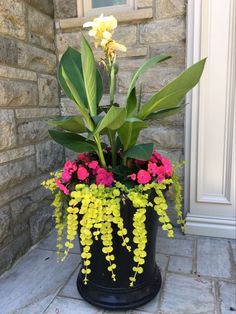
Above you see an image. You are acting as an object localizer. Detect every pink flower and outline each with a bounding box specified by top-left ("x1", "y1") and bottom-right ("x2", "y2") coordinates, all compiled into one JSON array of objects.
[
  {"x1": 161, "y1": 157, "x2": 173, "y2": 177},
  {"x1": 129, "y1": 173, "x2": 136, "y2": 181},
  {"x1": 61, "y1": 170, "x2": 72, "y2": 182},
  {"x1": 78, "y1": 153, "x2": 90, "y2": 164},
  {"x1": 156, "y1": 166, "x2": 166, "y2": 183},
  {"x1": 88, "y1": 160, "x2": 98, "y2": 170},
  {"x1": 137, "y1": 170, "x2": 151, "y2": 184},
  {"x1": 77, "y1": 166, "x2": 89, "y2": 180},
  {"x1": 54, "y1": 178, "x2": 69, "y2": 195},
  {"x1": 148, "y1": 162, "x2": 159, "y2": 176},
  {"x1": 96, "y1": 168, "x2": 114, "y2": 187},
  {"x1": 150, "y1": 151, "x2": 162, "y2": 163},
  {"x1": 64, "y1": 160, "x2": 77, "y2": 173}
]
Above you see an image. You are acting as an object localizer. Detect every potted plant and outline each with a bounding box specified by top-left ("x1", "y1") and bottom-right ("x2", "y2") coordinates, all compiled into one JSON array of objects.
[{"x1": 42, "y1": 14, "x2": 206, "y2": 310}]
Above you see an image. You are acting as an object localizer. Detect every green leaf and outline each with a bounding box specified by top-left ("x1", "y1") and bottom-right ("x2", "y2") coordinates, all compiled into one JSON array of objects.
[
  {"x1": 126, "y1": 87, "x2": 137, "y2": 117},
  {"x1": 49, "y1": 130, "x2": 96, "y2": 153},
  {"x1": 81, "y1": 35, "x2": 97, "y2": 117},
  {"x1": 111, "y1": 165, "x2": 132, "y2": 176},
  {"x1": 48, "y1": 115, "x2": 86, "y2": 133},
  {"x1": 96, "y1": 69, "x2": 103, "y2": 106},
  {"x1": 93, "y1": 106, "x2": 127, "y2": 136},
  {"x1": 118, "y1": 118, "x2": 148, "y2": 151},
  {"x1": 145, "y1": 103, "x2": 186, "y2": 120},
  {"x1": 138, "y1": 58, "x2": 207, "y2": 119},
  {"x1": 126, "y1": 54, "x2": 171, "y2": 102},
  {"x1": 58, "y1": 47, "x2": 87, "y2": 108},
  {"x1": 124, "y1": 143, "x2": 153, "y2": 161}
]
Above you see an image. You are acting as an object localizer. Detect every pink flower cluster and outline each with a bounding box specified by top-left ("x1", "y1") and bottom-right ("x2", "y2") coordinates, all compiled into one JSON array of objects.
[
  {"x1": 55, "y1": 153, "x2": 114, "y2": 195},
  {"x1": 128, "y1": 151, "x2": 173, "y2": 185}
]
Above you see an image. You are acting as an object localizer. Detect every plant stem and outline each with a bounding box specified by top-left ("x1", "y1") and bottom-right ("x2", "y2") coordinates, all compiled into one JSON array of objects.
[
  {"x1": 109, "y1": 64, "x2": 116, "y2": 106},
  {"x1": 94, "y1": 135, "x2": 107, "y2": 169}
]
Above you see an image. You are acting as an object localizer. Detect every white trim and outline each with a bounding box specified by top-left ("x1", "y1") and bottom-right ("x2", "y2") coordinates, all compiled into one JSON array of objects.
[{"x1": 185, "y1": 214, "x2": 236, "y2": 239}]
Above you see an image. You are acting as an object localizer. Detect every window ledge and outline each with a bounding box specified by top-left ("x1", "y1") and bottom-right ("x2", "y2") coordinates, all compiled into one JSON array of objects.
[{"x1": 57, "y1": 8, "x2": 153, "y2": 31}]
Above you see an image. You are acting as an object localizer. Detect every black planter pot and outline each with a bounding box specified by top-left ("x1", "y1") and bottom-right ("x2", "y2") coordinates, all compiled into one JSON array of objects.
[{"x1": 77, "y1": 199, "x2": 162, "y2": 310}]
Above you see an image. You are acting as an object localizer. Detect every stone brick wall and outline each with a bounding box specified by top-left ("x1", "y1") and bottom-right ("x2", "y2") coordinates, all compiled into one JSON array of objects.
[
  {"x1": 54, "y1": 0, "x2": 186, "y2": 162},
  {"x1": 0, "y1": 0, "x2": 63, "y2": 275}
]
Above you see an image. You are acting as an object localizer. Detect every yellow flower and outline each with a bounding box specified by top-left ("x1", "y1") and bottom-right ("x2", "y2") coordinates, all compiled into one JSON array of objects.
[{"x1": 83, "y1": 14, "x2": 117, "y2": 48}]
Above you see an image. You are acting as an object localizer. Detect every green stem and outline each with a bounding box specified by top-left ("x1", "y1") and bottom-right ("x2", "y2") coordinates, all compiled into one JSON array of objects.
[
  {"x1": 94, "y1": 135, "x2": 107, "y2": 169},
  {"x1": 109, "y1": 63, "x2": 116, "y2": 106}
]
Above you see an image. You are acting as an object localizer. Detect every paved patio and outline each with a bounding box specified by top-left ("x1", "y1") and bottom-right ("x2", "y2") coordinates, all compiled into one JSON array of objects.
[{"x1": 0, "y1": 228, "x2": 235, "y2": 314}]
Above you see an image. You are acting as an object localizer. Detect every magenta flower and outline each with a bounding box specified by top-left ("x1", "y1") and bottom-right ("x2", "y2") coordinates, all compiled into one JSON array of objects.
[
  {"x1": 61, "y1": 170, "x2": 72, "y2": 182},
  {"x1": 96, "y1": 168, "x2": 114, "y2": 187},
  {"x1": 161, "y1": 157, "x2": 173, "y2": 177},
  {"x1": 88, "y1": 160, "x2": 98, "y2": 170},
  {"x1": 147, "y1": 162, "x2": 159, "y2": 176},
  {"x1": 77, "y1": 166, "x2": 89, "y2": 180},
  {"x1": 156, "y1": 166, "x2": 166, "y2": 183},
  {"x1": 137, "y1": 169, "x2": 151, "y2": 184},
  {"x1": 64, "y1": 160, "x2": 77, "y2": 173},
  {"x1": 54, "y1": 178, "x2": 69, "y2": 195},
  {"x1": 129, "y1": 173, "x2": 136, "y2": 181}
]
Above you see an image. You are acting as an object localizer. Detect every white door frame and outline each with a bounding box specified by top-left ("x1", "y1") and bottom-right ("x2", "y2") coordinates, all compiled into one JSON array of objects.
[{"x1": 184, "y1": 0, "x2": 236, "y2": 238}]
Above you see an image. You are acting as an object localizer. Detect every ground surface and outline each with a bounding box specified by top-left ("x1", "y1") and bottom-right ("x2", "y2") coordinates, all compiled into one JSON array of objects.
[{"x1": 0, "y1": 228, "x2": 235, "y2": 314}]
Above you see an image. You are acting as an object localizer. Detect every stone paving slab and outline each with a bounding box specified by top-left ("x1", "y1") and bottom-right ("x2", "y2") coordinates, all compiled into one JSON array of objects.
[
  {"x1": 156, "y1": 237, "x2": 194, "y2": 257},
  {"x1": 219, "y1": 281, "x2": 236, "y2": 314},
  {"x1": 38, "y1": 230, "x2": 80, "y2": 254},
  {"x1": 44, "y1": 296, "x2": 103, "y2": 314},
  {"x1": 168, "y1": 256, "x2": 193, "y2": 274},
  {"x1": 0, "y1": 249, "x2": 79, "y2": 314},
  {"x1": 59, "y1": 267, "x2": 82, "y2": 300},
  {"x1": 160, "y1": 273, "x2": 216, "y2": 314},
  {"x1": 197, "y1": 238, "x2": 232, "y2": 278}
]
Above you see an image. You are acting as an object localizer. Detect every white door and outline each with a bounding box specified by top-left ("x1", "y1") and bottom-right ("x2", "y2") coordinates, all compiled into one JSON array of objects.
[{"x1": 185, "y1": 0, "x2": 236, "y2": 238}]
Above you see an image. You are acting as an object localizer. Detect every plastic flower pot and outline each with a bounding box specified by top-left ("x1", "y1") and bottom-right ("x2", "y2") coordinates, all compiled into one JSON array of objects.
[{"x1": 77, "y1": 198, "x2": 162, "y2": 310}]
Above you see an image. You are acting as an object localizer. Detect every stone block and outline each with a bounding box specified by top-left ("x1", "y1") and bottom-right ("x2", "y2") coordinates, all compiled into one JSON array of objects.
[
  {"x1": 197, "y1": 238, "x2": 232, "y2": 279},
  {"x1": 60, "y1": 97, "x2": 78, "y2": 116},
  {"x1": 38, "y1": 74, "x2": 59, "y2": 107},
  {"x1": 140, "y1": 16, "x2": 185, "y2": 44},
  {"x1": 0, "y1": 110, "x2": 17, "y2": 151},
  {"x1": 0, "y1": 64, "x2": 37, "y2": 81},
  {"x1": 0, "y1": 246, "x2": 13, "y2": 275},
  {"x1": 0, "y1": 156, "x2": 36, "y2": 192},
  {"x1": 0, "y1": 206, "x2": 11, "y2": 245},
  {"x1": 219, "y1": 281, "x2": 236, "y2": 314},
  {"x1": 36, "y1": 140, "x2": 64, "y2": 173},
  {"x1": 113, "y1": 25, "x2": 137, "y2": 47},
  {"x1": 0, "y1": 0, "x2": 26, "y2": 39},
  {"x1": 140, "y1": 126, "x2": 184, "y2": 149},
  {"x1": 54, "y1": 0, "x2": 77, "y2": 19},
  {"x1": 13, "y1": 221, "x2": 29, "y2": 237},
  {"x1": 0, "y1": 79, "x2": 38, "y2": 107},
  {"x1": 17, "y1": 42, "x2": 56, "y2": 74},
  {"x1": 10, "y1": 231, "x2": 31, "y2": 261},
  {"x1": 17, "y1": 120, "x2": 49, "y2": 145},
  {"x1": 160, "y1": 273, "x2": 215, "y2": 313},
  {"x1": 0, "y1": 145, "x2": 35, "y2": 164},
  {"x1": 28, "y1": 6, "x2": 54, "y2": 50},
  {"x1": 24, "y1": 0, "x2": 54, "y2": 17},
  {"x1": 0, "y1": 36, "x2": 17, "y2": 66},
  {"x1": 29, "y1": 206, "x2": 53, "y2": 244},
  {"x1": 56, "y1": 32, "x2": 81, "y2": 56},
  {"x1": 150, "y1": 41, "x2": 185, "y2": 66},
  {"x1": 15, "y1": 108, "x2": 60, "y2": 119},
  {"x1": 156, "y1": 0, "x2": 186, "y2": 19}
]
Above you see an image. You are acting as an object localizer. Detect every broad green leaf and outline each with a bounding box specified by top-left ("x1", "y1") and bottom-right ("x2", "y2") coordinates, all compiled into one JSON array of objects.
[
  {"x1": 126, "y1": 87, "x2": 137, "y2": 117},
  {"x1": 49, "y1": 130, "x2": 97, "y2": 153},
  {"x1": 48, "y1": 115, "x2": 86, "y2": 133},
  {"x1": 81, "y1": 35, "x2": 97, "y2": 117},
  {"x1": 58, "y1": 47, "x2": 88, "y2": 108},
  {"x1": 146, "y1": 103, "x2": 186, "y2": 120},
  {"x1": 96, "y1": 69, "x2": 103, "y2": 106},
  {"x1": 118, "y1": 118, "x2": 148, "y2": 151},
  {"x1": 111, "y1": 165, "x2": 133, "y2": 176},
  {"x1": 124, "y1": 143, "x2": 153, "y2": 161},
  {"x1": 93, "y1": 106, "x2": 127, "y2": 136},
  {"x1": 138, "y1": 58, "x2": 206, "y2": 119},
  {"x1": 126, "y1": 54, "x2": 171, "y2": 102}
]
